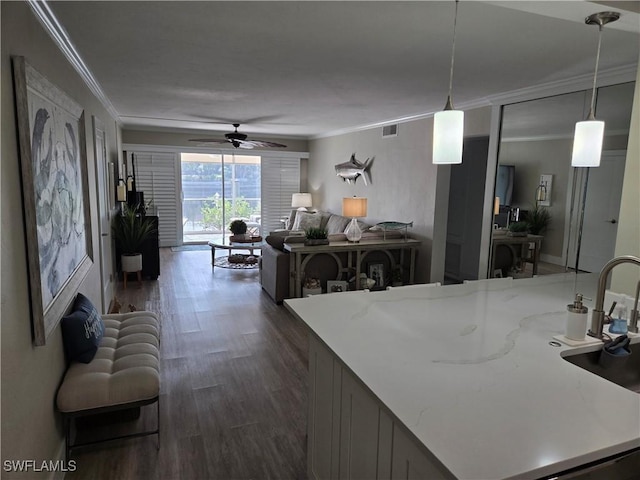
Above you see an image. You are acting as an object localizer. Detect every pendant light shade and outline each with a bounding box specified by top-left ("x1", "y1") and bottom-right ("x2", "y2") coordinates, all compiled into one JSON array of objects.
[
  {"x1": 571, "y1": 120, "x2": 605, "y2": 167},
  {"x1": 433, "y1": 0, "x2": 464, "y2": 165},
  {"x1": 571, "y1": 11, "x2": 619, "y2": 168},
  {"x1": 433, "y1": 109, "x2": 464, "y2": 164}
]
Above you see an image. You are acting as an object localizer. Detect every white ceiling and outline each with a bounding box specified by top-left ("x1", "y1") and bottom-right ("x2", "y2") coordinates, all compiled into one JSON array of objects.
[{"x1": 47, "y1": 1, "x2": 640, "y2": 141}]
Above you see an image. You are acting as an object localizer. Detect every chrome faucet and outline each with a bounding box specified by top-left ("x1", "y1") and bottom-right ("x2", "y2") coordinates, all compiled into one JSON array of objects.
[
  {"x1": 629, "y1": 280, "x2": 640, "y2": 334},
  {"x1": 589, "y1": 255, "x2": 640, "y2": 339}
]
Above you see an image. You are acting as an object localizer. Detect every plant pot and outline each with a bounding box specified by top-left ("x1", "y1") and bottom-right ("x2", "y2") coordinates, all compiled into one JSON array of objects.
[
  {"x1": 304, "y1": 239, "x2": 329, "y2": 246},
  {"x1": 507, "y1": 231, "x2": 527, "y2": 237},
  {"x1": 121, "y1": 253, "x2": 143, "y2": 272}
]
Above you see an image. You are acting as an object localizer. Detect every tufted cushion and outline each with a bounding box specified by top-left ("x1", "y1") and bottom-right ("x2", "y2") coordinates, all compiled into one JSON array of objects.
[
  {"x1": 61, "y1": 293, "x2": 104, "y2": 363},
  {"x1": 57, "y1": 311, "x2": 160, "y2": 413},
  {"x1": 291, "y1": 211, "x2": 323, "y2": 231}
]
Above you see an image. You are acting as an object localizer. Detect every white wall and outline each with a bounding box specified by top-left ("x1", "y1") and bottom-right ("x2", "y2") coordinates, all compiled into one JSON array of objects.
[
  {"x1": 612, "y1": 62, "x2": 640, "y2": 296},
  {"x1": 1, "y1": 2, "x2": 120, "y2": 470},
  {"x1": 307, "y1": 107, "x2": 491, "y2": 283}
]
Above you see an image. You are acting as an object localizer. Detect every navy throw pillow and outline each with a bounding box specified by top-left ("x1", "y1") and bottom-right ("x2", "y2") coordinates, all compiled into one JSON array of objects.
[{"x1": 61, "y1": 293, "x2": 105, "y2": 363}]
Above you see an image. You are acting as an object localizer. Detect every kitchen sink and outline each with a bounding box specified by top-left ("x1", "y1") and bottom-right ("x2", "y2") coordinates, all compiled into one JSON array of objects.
[{"x1": 562, "y1": 341, "x2": 640, "y2": 393}]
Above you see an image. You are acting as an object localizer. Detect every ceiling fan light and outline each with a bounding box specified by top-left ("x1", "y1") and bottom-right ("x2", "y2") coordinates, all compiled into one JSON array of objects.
[
  {"x1": 571, "y1": 120, "x2": 604, "y2": 167},
  {"x1": 433, "y1": 109, "x2": 464, "y2": 165}
]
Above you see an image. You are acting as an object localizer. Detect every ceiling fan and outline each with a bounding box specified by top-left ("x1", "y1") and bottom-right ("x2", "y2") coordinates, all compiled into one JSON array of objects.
[{"x1": 190, "y1": 123, "x2": 287, "y2": 149}]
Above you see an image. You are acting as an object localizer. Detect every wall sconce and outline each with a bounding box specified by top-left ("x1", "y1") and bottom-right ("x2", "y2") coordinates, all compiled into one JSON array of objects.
[
  {"x1": 494, "y1": 197, "x2": 500, "y2": 216},
  {"x1": 433, "y1": 0, "x2": 464, "y2": 165},
  {"x1": 536, "y1": 174, "x2": 553, "y2": 206},
  {"x1": 116, "y1": 178, "x2": 127, "y2": 203},
  {"x1": 571, "y1": 11, "x2": 619, "y2": 167},
  {"x1": 291, "y1": 193, "x2": 312, "y2": 211},
  {"x1": 342, "y1": 197, "x2": 368, "y2": 242}
]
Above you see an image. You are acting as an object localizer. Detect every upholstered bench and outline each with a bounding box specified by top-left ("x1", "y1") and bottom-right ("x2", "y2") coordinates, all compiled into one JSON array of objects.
[{"x1": 56, "y1": 304, "x2": 161, "y2": 459}]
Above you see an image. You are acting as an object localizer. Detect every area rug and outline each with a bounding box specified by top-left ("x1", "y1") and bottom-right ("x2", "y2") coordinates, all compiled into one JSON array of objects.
[
  {"x1": 214, "y1": 255, "x2": 260, "y2": 270},
  {"x1": 171, "y1": 245, "x2": 210, "y2": 252}
]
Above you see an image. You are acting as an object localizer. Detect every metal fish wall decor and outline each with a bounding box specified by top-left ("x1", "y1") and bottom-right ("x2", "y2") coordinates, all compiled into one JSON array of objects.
[{"x1": 335, "y1": 153, "x2": 373, "y2": 185}]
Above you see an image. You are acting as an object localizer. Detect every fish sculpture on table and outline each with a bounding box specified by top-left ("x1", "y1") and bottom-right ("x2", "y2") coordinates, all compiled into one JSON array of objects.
[
  {"x1": 370, "y1": 221, "x2": 414, "y2": 240},
  {"x1": 335, "y1": 153, "x2": 373, "y2": 185}
]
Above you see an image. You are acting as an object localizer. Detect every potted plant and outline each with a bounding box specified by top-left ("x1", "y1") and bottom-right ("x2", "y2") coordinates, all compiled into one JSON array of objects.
[
  {"x1": 525, "y1": 204, "x2": 551, "y2": 235},
  {"x1": 304, "y1": 227, "x2": 329, "y2": 246},
  {"x1": 229, "y1": 219, "x2": 248, "y2": 242},
  {"x1": 507, "y1": 221, "x2": 529, "y2": 237},
  {"x1": 112, "y1": 204, "x2": 157, "y2": 273}
]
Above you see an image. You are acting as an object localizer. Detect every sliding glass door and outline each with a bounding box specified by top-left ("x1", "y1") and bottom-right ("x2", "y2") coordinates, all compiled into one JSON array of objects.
[{"x1": 181, "y1": 153, "x2": 261, "y2": 244}]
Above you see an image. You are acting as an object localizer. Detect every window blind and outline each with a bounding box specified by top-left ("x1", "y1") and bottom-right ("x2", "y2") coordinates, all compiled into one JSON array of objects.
[
  {"x1": 130, "y1": 151, "x2": 180, "y2": 247},
  {"x1": 261, "y1": 156, "x2": 300, "y2": 235}
]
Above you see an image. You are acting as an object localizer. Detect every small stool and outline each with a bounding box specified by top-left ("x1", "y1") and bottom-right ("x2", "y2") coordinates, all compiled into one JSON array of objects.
[{"x1": 123, "y1": 270, "x2": 142, "y2": 289}]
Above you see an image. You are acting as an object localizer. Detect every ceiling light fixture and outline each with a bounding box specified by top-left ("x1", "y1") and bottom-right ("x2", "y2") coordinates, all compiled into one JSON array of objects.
[
  {"x1": 433, "y1": 0, "x2": 464, "y2": 165},
  {"x1": 571, "y1": 11, "x2": 620, "y2": 168}
]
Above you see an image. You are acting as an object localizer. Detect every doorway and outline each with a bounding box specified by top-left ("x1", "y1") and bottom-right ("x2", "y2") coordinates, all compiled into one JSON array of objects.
[
  {"x1": 569, "y1": 150, "x2": 626, "y2": 273},
  {"x1": 181, "y1": 153, "x2": 261, "y2": 244}
]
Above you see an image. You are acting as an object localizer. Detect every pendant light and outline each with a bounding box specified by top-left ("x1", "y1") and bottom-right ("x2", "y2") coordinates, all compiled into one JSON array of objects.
[
  {"x1": 433, "y1": 0, "x2": 464, "y2": 165},
  {"x1": 571, "y1": 11, "x2": 619, "y2": 167}
]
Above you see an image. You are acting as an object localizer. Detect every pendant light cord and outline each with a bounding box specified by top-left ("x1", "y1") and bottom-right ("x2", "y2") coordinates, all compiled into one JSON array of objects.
[
  {"x1": 587, "y1": 24, "x2": 603, "y2": 120},
  {"x1": 445, "y1": 0, "x2": 459, "y2": 110}
]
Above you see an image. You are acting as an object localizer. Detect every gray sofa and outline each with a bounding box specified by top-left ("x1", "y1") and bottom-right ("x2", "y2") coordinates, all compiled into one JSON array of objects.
[{"x1": 259, "y1": 209, "x2": 398, "y2": 303}]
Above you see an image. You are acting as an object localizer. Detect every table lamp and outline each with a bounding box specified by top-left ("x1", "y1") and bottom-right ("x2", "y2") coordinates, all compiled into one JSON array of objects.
[
  {"x1": 292, "y1": 193, "x2": 312, "y2": 211},
  {"x1": 343, "y1": 197, "x2": 367, "y2": 242}
]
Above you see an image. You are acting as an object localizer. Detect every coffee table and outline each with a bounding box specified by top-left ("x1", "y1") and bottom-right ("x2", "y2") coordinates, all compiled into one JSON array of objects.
[{"x1": 207, "y1": 240, "x2": 264, "y2": 269}]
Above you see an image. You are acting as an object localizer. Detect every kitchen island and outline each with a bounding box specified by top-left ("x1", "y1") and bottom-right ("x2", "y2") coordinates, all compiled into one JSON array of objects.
[{"x1": 284, "y1": 274, "x2": 640, "y2": 479}]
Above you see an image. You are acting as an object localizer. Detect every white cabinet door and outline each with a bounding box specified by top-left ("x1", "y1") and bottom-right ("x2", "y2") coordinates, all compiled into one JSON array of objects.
[{"x1": 391, "y1": 426, "x2": 449, "y2": 480}]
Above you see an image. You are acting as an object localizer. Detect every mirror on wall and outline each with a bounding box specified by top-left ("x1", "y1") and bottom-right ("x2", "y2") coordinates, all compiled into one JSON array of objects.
[{"x1": 491, "y1": 81, "x2": 635, "y2": 279}]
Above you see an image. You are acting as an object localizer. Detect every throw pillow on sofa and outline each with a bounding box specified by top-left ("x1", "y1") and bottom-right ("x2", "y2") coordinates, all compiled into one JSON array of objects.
[
  {"x1": 61, "y1": 293, "x2": 105, "y2": 363},
  {"x1": 291, "y1": 211, "x2": 323, "y2": 231}
]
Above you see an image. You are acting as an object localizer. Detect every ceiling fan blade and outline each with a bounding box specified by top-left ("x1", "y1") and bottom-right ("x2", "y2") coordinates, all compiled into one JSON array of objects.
[
  {"x1": 189, "y1": 138, "x2": 228, "y2": 143},
  {"x1": 243, "y1": 139, "x2": 288, "y2": 148}
]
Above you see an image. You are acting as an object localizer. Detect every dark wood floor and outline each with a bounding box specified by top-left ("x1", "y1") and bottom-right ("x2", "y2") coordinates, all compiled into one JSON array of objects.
[{"x1": 67, "y1": 248, "x2": 309, "y2": 480}]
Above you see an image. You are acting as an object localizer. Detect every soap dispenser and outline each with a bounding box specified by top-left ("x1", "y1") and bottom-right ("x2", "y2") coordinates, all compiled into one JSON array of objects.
[
  {"x1": 609, "y1": 301, "x2": 628, "y2": 334},
  {"x1": 566, "y1": 293, "x2": 588, "y2": 341}
]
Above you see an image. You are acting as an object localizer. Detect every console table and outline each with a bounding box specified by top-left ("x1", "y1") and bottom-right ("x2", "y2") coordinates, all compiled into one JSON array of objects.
[
  {"x1": 284, "y1": 239, "x2": 421, "y2": 298},
  {"x1": 490, "y1": 233, "x2": 543, "y2": 277}
]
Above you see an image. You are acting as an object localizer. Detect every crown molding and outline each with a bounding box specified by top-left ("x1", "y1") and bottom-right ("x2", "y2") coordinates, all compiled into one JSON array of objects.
[
  {"x1": 122, "y1": 143, "x2": 309, "y2": 159},
  {"x1": 28, "y1": 0, "x2": 121, "y2": 123},
  {"x1": 486, "y1": 64, "x2": 637, "y2": 106}
]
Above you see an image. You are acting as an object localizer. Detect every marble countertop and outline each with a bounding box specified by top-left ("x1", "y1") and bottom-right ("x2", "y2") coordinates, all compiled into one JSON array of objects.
[{"x1": 285, "y1": 273, "x2": 640, "y2": 479}]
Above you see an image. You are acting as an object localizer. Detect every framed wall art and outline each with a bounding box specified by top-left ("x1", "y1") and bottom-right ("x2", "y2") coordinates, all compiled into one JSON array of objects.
[
  {"x1": 12, "y1": 56, "x2": 93, "y2": 346},
  {"x1": 368, "y1": 263, "x2": 385, "y2": 289}
]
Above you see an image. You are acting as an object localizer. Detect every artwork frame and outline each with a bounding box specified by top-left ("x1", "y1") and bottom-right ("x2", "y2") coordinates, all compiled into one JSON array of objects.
[
  {"x1": 368, "y1": 263, "x2": 385, "y2": 290},
  {"x1": 327, "y1": 280, "x2": 348, "y2": 293},
  {"x1": 12, "y1": 57, "x2": 93, "y2": 346}
]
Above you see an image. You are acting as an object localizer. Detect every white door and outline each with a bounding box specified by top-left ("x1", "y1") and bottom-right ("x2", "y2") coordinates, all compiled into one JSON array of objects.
[
  {"x1": 93, "y1": 117, "x2": 113, "y2": 311},
  {"x1": 578, "y1": 151, "x2": 626, "y2": 273}
]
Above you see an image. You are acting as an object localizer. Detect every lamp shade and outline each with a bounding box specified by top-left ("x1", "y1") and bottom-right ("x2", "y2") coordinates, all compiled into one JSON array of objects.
[
  {"x1": 291, "y1": 193, "x2": 312, "y2": 209},
  {"x1": 571, "y1": 120, "x2": 604, "y2": 167},
  {"x1": 494, "y1": 197, "x2": 500, "y2": 215},
  {"x1": 342, "y1": 197, "x2": 367, "y2": 218},
  {"x1": 433, "y1": 110, "x2": 464, "y2": 164}
]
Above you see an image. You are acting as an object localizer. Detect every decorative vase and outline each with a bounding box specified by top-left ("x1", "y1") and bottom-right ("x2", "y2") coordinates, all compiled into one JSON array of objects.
[{"x1": 121, "y1": 253, "x2": 142, "y2": 272}]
